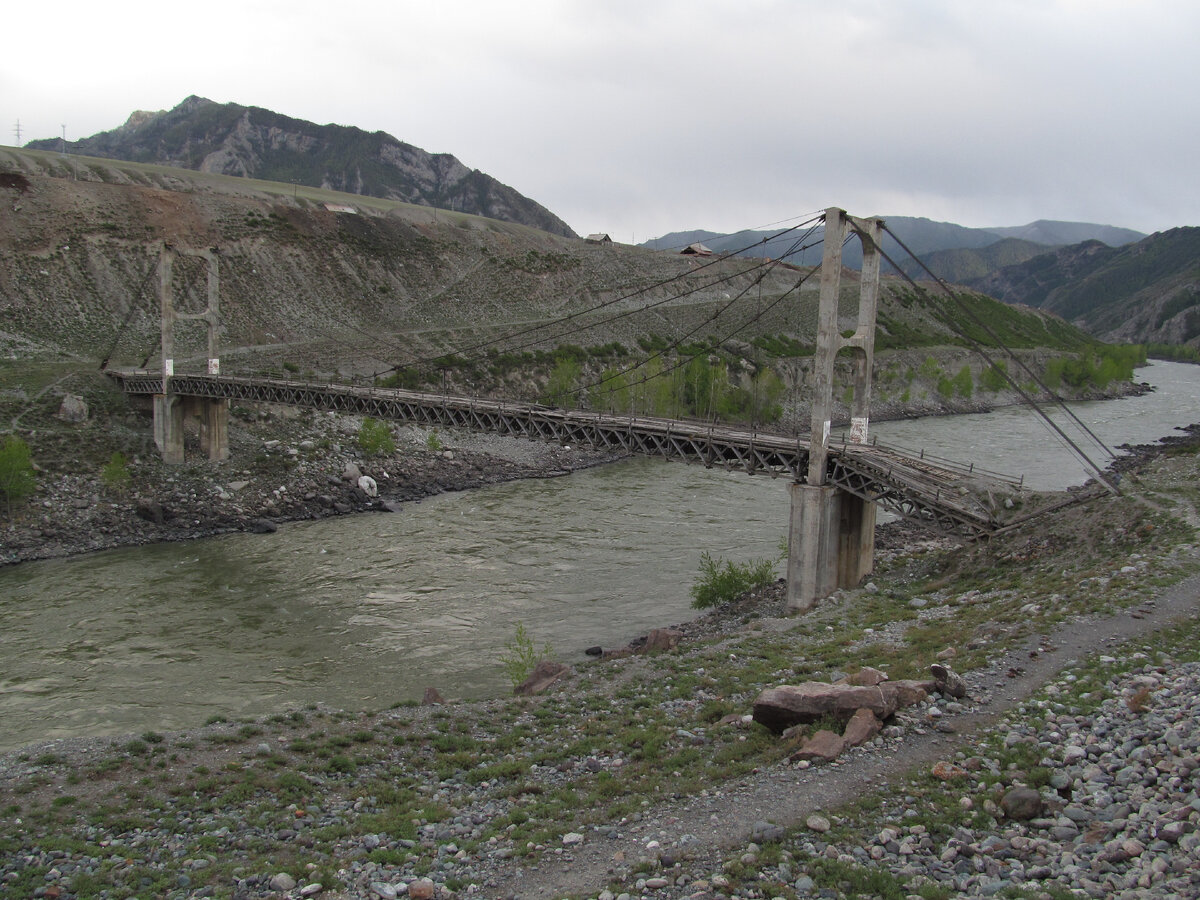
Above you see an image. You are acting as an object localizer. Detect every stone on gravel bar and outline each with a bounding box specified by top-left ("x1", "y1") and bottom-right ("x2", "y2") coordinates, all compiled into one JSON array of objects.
[{"x1": 1000, "y1": 786, "x2": 1044, "y2": 821}]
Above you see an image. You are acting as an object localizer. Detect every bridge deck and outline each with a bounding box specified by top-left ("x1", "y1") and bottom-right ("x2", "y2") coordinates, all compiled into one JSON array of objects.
[{"x1": 108, "y1": 371, "x2": 1022, "y2": 534}]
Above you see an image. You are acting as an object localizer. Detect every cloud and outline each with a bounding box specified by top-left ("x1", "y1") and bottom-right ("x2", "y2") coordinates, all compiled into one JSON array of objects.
[{"x1": 3, "y1": 0, "x2": 1197, "y2": 237}]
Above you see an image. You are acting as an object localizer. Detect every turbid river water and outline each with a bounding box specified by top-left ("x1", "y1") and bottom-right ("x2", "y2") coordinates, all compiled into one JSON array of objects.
[{"x1": 2, "y1": 361, "x2": 1198, "y2": 752}]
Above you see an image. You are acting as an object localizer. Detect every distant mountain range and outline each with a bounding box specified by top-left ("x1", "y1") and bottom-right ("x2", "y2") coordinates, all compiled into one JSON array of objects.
[
  {"x1": 27, "y1": 96, "x2": 575, "y2": 237},
  {"x1": 643, "y1": 217, "x2": 1200, "y2": 348},
  {"x1": 970, "y1": 228, "x2": 1200, "y2": 346},
  {"x1": 642, "y1": 218, "x2": 1146, "y2": 272}
]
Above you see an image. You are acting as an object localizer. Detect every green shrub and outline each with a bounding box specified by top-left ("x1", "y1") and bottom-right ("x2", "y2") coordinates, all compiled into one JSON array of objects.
[
  {"x1": 101, "y1": 452, "x2": 132, "y2": 495},
  {"x1": 689, "y1": 551, "x2": 775, "y2": 609},
  {"x1": 0, "y1": 436, "x2": 36, "y2": 518},
  {"x1": 499, "y1": 623, "x2": 553, "y2": 689},
  {"x1": 357, "y1": 417, "x2": 396, "y2": 456}
]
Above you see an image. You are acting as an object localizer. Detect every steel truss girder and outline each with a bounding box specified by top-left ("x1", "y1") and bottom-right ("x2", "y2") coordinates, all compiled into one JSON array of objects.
[{"x1": 108, "y1": 372, "x2": 1001, "y2": 534}]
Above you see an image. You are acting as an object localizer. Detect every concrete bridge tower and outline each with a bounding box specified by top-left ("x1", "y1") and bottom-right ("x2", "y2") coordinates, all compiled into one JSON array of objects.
[
  {"x1": 153, "y1": 245, "x2": 229, "y2": 463},
  {"x1": 787, "y1": 208, "x2": 884, "y2": 611}
]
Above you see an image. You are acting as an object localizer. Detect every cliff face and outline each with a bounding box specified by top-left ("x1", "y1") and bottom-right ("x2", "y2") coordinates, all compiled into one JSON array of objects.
[{"x1": 27, "y1": 96, "x2": 576, "y2": 238}]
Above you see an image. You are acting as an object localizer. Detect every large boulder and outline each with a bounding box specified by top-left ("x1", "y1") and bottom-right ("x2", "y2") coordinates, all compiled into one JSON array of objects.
[
  {"x1": 753, "y1": 683, "x2": 900, "y2": 733},
  {"x1": 56, "y1": 393, "x2": 88, "y2": 423}
]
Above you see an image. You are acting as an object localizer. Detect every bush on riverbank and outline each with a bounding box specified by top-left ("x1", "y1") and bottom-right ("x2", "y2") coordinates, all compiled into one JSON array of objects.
[{"x1": 690, "y1": 551, "x2": 776, "y2": 609}]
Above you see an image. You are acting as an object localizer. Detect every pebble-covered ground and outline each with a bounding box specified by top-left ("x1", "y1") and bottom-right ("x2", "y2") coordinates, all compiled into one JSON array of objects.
[{"x1": 2, "y1": 422, "x2": 1198, "y2": 900}]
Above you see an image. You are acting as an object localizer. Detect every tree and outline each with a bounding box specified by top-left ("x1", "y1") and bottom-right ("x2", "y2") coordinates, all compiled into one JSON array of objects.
[{"x1": 0, "y1": 436, "x2": 36, "y2": 519}]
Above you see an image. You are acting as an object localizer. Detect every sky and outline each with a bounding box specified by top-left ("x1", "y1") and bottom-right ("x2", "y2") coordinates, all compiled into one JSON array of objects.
[{"x1": 4, "y1": 0, "x2": 1198, "y2": 240}]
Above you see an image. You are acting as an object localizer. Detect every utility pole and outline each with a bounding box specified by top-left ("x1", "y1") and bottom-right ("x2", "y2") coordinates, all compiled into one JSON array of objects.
[{"x1": 12, "y1": 119, "x2": 21, "y2": 146}]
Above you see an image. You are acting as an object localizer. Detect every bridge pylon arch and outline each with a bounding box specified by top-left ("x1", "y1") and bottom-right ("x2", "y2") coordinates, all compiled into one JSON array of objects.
[{"x1": 787, "y1": 208, "x2": 884, "y2": 611}]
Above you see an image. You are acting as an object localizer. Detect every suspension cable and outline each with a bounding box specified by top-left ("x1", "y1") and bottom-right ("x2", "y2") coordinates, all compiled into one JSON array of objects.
[{"x1": 878, "y1": 224, "x2": 1119, "y2": 492}]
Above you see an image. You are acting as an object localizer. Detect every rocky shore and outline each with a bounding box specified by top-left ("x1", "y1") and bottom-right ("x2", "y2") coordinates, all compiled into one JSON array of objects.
[
  {"x1": 3, "y1": 401, "x2": 1198, "y2": 900},
  {"x1": 0, "y1": 406, "x2": 625, "y2": 567}
]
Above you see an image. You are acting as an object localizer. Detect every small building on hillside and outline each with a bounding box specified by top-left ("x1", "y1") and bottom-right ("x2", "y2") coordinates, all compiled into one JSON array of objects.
[
  {"x1": 681, "y1": 242, "x2": 713, "y2": 256},
  {"x1": 585, "y1": 233, "x2": 613, "y2": 244}
]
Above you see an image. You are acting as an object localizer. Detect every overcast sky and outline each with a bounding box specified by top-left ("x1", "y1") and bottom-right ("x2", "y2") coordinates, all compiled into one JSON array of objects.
[{"x1": 4, "y1": 1, "x2": 1197, "y2": 239}]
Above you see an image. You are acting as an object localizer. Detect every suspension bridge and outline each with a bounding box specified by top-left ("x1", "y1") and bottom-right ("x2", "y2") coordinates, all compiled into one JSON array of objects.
[{"x1": 105, "y1": 208, "x2": 1112, "y2": 610}]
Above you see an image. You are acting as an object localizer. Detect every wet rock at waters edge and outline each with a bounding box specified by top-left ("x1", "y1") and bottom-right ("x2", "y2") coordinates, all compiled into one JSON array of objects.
[
  {"x1": 249, "y1": 518, "x2": 277, "y2": 534},
  {"x1": 421, "y1": 687, "x2": 445, "y2": 706},
  {"x1": 515, "y1": 660, "x2": 573, "y2": 696},
  {"x1": 643, "y1": 628, "x2": 683, "y2": 653},
  {"x1": 56, "y1": 393, "x2": 88, "y2": 423}
]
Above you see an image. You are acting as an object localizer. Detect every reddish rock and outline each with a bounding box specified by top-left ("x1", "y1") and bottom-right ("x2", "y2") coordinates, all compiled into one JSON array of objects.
[
  {"x1": 421, "y1": 687, "x2": 445, "y2": 706},
  {"x1": 790, "y1": 729, "x2": 844, "y2": 763},
  {"x1": 885, "y1": 680, "x2": 933, "y2": 708},
  {"x1": 847, "y1": 666, "x2": 889, "y2": 686},
  {"x1": 842, "y1": 708, "x2": 882, "y2": 747},
  {"x1": 642, "y1": 628, "x2": 683, "y2": 653},
  {"x1": 931, "y1": 760, "x2": 968, "y2": 780},
  {"x1": 515, "y1": 660, "x2": 573, "y2": 696},
  {"x1": 753, "y1": 683, "x2": 899, "y2": 732},
  {"x1": 407, "y1": 879, "x2": 436, "y2": 900}
]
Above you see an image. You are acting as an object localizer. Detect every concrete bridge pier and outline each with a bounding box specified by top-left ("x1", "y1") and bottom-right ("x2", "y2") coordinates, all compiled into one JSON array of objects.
[
  {"x1": 153, "y1": 394, "x2": 229, "y2": 463},
  {"x1": 787, "y1": 483, "x2": 876, "y2": 610}
]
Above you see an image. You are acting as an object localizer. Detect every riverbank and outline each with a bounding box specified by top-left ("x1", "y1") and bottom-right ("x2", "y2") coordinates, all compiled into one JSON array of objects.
[
  {"x1": 1, "y1": 425, "x2": 1198, "y2": 899},
  {"x1": 0, "y1": 365, "x2": 1154, "y2": 569},
  {"x1": 0, "y1": 401, "x2": 627, "y2": 567}
]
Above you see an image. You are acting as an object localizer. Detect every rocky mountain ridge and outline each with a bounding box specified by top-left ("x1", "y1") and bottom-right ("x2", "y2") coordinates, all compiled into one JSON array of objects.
[
  {"x1": 970, "y1": 228, "x2": 1200, "y2": 347},
  {"x1": 26, "y1": 95, "x2": 575, "y2": 238}
]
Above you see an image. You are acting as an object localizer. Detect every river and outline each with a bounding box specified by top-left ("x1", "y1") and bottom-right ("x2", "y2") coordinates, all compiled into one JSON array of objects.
[{"x1": 1, "y1": 361, "x2": 1197, "y2": 752}]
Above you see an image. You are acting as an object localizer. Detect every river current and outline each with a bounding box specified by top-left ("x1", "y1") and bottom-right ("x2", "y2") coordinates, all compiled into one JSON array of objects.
[{"x1": 1, "y1": 361, "x2": 1197, "y2": 752}]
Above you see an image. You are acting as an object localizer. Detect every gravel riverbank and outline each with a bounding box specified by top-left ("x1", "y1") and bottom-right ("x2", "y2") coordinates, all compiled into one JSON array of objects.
[{"x1": 2, "y1": 412, "x2": 1197, "y2": 900}]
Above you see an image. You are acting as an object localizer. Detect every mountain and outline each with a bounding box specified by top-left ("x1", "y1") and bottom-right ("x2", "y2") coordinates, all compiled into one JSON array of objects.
[
  {"x1": 982, "y1": 219, "x2": 1145, "y2": 247},
  {"x1": 895, "y1": 238, "x2": 1051, "y2": 284},
  {"x1": 971, "y1": 228, "x2": 1200, "y2": 346},
  {"x1": 644, "y1": 217, "x2": 1145, "y2": 273},
  {"x1": 26, "y1": 96, "x2": 575, "y2": 238}
]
